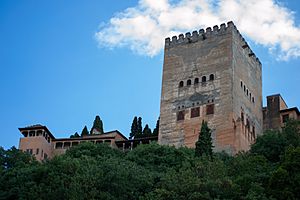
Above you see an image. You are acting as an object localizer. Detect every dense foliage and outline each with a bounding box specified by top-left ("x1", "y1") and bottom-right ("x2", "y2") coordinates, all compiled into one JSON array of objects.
[
  {"x1": 1, "y1": 120, "x2": 300, "y2": 200},
  {"x1": 130, "y1": 116, "x2": 159, "y2": 139}
]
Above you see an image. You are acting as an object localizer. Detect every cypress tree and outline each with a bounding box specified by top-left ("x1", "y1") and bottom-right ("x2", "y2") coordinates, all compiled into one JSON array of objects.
[
  {"x1": 143, "y1": 124, "x2": 152, "y2": 137},
  {"x1": 136, "y1": 117, "x2": 143, "y2": 138},
  {"x1": 152, "y1": 117, "x2": 160, "y2": 136},
  {"x1": 74, "y1": 132, "x2": 80, "y2": 138},
  {"x1": 91, "y1": 115, "x2": 104, "y2": 134},
  {"x1": 195, "y1": 121, "x2": 214, "y2": 158},
  {"x1": 130, "y1": 116, "x2": 138, "y2": 139},
  {"x1": 81, "y1": 126, "x2": 89, "y2": 137}
]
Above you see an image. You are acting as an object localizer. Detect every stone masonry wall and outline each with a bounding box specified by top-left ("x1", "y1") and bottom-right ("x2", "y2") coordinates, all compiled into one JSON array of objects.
[{"x1": 159, "y1": 22, "x2": 263, "y2": 154}]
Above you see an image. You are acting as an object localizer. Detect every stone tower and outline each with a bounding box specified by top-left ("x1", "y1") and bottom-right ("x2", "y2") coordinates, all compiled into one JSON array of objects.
[{"x1": 158, "y1": 21, "x2": 262, "y2": 154}]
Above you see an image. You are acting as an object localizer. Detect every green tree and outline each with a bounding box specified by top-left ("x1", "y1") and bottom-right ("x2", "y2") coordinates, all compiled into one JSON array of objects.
[
  {"x1": 152, "y1": 117, "x2": 159, "y2": 136},
  {"x1": 81, "y1": 126, "x2": 89, "y2": 136},
  {"x1": 91, "y1": 115, "x2": 104, "y2": 134},
  {"x1": 136, "y1": 117, "x2": 143, "y2": 138},
  {"x1": 70, "y1": 132, "x2": 80, "y2": 138},
  {"x1": 142, "y1": 124, "x2": 152, "y2": 137},
  {"x1": 130, "y1": 116, "x2": 138, "y2": 139},
  {"x1": 195, "y1": 121, "x2": 213, "y2": 158},
  {"x1": 250, "y1": 130, "x2": 287, "y2": 162}
]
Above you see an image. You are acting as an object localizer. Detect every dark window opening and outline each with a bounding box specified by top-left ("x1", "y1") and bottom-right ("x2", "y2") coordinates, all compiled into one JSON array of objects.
[
  {"x1": 246, "y1": 89, "x2": 249, "y2": 96},
  {"x1": 177, "y1": 110, "x2": 185, "y2": 121},
  {"x1": 187, "y1": 79, "x2": 192, "y2": 86},
  {"x1": 202, "y1": 76, "x2": 207, "y2": 82},
  {"x1": 240, "y1": 81, "x2": 243, "y2": 88},
  {"x1": 72, "y1": 142, "x2": 79, "y2": 146},
  {"x1": 250, "y1": 93, "x2": 252, "y2": 99},
  {"x1": 244, "y1": 85, "x2": 246, "y2": 92},
  {"x1": 29, "y1": 131, "x2": 35, "y2": 137},
  {"x1": 241, "y1": 112, "x2": 244, "y2": 123},
  {"x1": 209, "y1": 74, "x2": 214, "y2": 81},
  {"x1": 191, "y1": 107, "x2": 200, "y2": 118},
  {"x1": 206, "y1": 104, "x2": 214, "y2": 115},
  {"x1": 36, "y1": 148, "x2": 39, "y2": 155},
  {"x1": 282, "y1": 114, "x2": 289, "y2": 123},
  {"x1": 194, "y1": 78, "x2": 199, "y2": 84},
  {"x1": 26, "y1": 149, "x2": 33, "y2": 155},
  {"x1": 64, "y1": 142, "x2": 71, "y2": 148},
  {"x1": 44, "y1": 153, "x2": 48, "y2": 160},
  {"x1": 179, "y1": 81, "x2": 184, "y2": 88},
  {"x1": 252, "y1": 97, "x2": 255, "y2": 103},
  {"x1": 252, "y1": 126, "x2": 255, "y2": 136},
  {"x1": 55, "y1": 142, "x2": 63, "y2": 149}
]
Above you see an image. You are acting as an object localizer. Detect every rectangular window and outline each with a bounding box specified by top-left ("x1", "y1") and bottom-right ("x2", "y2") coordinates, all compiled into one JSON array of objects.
[
  {"x1": 177, "y1": 110, "x2": 185, "y2": 121},
  {"x1": 36, "y1": 148, "x2": 39, "y2": 155},
  {"x1": 44, "y1": 153, "x2": 48, "y2": 160},
  {"x1": 191, "y1": 107, "x2": 200, "y2": 118},
  {"x1": 206, "y1": 104, "x2": 214, "y2": 115},
  {"x1": 282, "y1": 114, "x2": 289, "y2": 123}
]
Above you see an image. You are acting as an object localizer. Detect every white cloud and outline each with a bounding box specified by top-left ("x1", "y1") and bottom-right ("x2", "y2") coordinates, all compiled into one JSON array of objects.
[{"x1": 95, "y1": 0, "x2": 300, "y2": 60}]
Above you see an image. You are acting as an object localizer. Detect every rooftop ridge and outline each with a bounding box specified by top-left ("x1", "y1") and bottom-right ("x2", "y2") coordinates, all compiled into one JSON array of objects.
[{"x1": 165, "y1": 21, "x2": 261, "y2": 66}]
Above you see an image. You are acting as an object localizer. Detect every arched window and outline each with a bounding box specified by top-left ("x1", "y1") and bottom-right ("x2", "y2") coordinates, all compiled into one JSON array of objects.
[
  {"x1": 246, "y1": 89, "x2": 248, "y2": 96},
  {"x1": 209, "y1": 74, "x2": 214, "y2": 81},
  {"x1": 202, "y1": 76, "x2": 206, "y2": 82},
  {"x1": 187, "y1": 79, "x2": 192, "y2": 86},
  {"x1": 240, "y1": 81, "x2": 243, "y2": 88},
  {"x1": 179, "y1": 81, "x2": 184, "y2": 88},
  {"x1": 194, "y1": 78, "x2": 199, "y2": 84}
]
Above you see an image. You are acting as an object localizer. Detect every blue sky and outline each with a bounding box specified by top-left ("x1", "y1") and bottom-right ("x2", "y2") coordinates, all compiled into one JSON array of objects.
[{"x1": 1, "y1": 0, "x2": 300, "y2": 149}]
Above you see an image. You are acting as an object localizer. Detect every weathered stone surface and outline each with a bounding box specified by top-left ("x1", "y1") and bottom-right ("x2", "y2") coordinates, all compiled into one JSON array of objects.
[{"x1": 159, "y1": 22, "x2": 262, "y2": 154}]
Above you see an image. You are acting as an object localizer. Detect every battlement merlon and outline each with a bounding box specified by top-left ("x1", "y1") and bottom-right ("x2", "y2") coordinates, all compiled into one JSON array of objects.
[{"x1": 164, "y1": 21, "x2": 262, "y2": 67}]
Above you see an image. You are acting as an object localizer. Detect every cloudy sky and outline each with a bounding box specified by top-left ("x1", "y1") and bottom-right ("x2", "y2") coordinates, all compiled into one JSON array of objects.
[{"x1": 1, "y1": 0, "x2": 300, "y2": 149}]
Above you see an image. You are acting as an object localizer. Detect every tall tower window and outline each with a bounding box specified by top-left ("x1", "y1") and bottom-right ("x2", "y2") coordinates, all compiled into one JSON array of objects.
[
  {"x1": 194, "y1": 78, "x2": 199, "y2": 84},
  {"x1": 177, "y1": 110, "x2": 185, "y2": 121},
  {"x1": 206, "y1": 104, "x2": 214, "y2": 115},
  {"x1": 202, "y1": 76, "x2": 207, "y2": 82},
  {"x1": 209, "y1": 74, "x2": 214, "y2": 81},
  {"x1": 187, "y1": 79, "x2": 192, "y2": 86},
  {"x1": 179, "y1": 81, "x2": 184, "y2": 88},
  {"x1": 191, "y1": 107, "x2": 200, "y2": 118}
]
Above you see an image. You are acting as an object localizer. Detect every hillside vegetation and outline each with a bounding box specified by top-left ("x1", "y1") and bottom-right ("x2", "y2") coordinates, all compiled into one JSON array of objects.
[{"x1": 1, "y1": 120, "x2": 300, "y2": 200}]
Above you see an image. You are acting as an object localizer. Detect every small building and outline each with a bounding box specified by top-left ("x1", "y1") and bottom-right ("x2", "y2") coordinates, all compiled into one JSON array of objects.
[
  {"x1": 263, "y1": 94, "x2": 300, "y2": 131},
  {"x1": 18, "y1": 124, "x2": 158, "y2": 161}
]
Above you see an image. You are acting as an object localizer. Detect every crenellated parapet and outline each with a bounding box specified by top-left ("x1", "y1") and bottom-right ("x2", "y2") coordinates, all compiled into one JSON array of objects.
[{"x1": 165, "y1": 21, "x2": 261, "y2": 66}]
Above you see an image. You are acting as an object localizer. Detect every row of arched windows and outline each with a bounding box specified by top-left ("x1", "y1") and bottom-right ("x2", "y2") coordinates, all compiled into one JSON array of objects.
[
  {"x1": 240, "y1": 80, "x2": 255, "y2": 103},
  {"x1": 179, "y1": 74, "x2": 215, "y2": 88}
]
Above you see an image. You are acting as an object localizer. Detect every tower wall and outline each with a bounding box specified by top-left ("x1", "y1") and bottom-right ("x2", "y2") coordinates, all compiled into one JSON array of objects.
[{"x1": 159, "y1": 22, "x2": 262, "y2": 154}]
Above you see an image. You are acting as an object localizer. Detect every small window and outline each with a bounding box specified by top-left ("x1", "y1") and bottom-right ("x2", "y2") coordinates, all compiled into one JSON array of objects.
[
  {"x1": 202, "y1": 76, "x2": 207, "y2": 82},
  {"x1": 209, "y1": 74, "x2": 214, "y2": 81},
  {"x1": 206, "y1": 104, "x2": 214, "y2": 115},
  {"x1": 246, "y1": 89, "x2": 248, "y2": 96},
  {"x1": 240, "y1": 81, "x2": 243, "y2": 88},
  {"x1": 252, "y1": 126, "x2": 255, "y2": 136},
  {"x1": 179, "y1": 81, "x2": 184, "y2": 88},
  {"x1": 250, "y1": 93, "x2": 252, "y2": 99},
  {"x1": 187, "y1": 79, "x2": 192, "y2": 86},
  {"x1": 191, "y1": 107, "x2": 200, "y2": 118},
  {"x1": 36, "y1": 148, "x2": 39, "y2": 155},
  {"x1": 282, "y1": 114, "x2": 289, "y2": 123},
  {"x1": 194, "y1": 78, "x2": 199, "y2": 84},
  {"x1": 244, "y1": 85, "x2": 246, "y2": 92},
  {"x1": 252, "y1": 97, "x2": 255, "y2": 103},
  {"x1": 177, "y1": 110, "x2": 185, "y2": 121},
  {"x1": 55, "y1": 142, "x2": 63, "y2": 149},
  {"x1": 241, "y1": 112, "x2": 244, "y2": 123}
]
